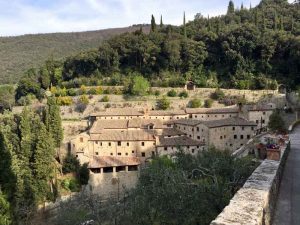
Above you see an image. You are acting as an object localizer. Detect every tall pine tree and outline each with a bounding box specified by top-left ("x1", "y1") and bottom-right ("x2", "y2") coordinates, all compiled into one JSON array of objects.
[
  {"x1": 151, "y1": 15, "x2": 156, "y2": 33},
  {"x1": 227, "y1": 0, "x2": 235, "y2": 14}
]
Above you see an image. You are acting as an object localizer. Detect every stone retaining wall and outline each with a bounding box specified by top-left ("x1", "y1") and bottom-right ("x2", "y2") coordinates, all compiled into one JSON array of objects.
[{"x1": 211, "y1": 142, "x2": 290, "y2": 225}]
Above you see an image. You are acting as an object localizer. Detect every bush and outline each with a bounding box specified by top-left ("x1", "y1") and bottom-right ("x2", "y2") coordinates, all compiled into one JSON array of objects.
[
  {"x1": 189, "y1": 98, "x2": 202, "y2": 108},
  {"x1": 79, "y1": 95, "x2": 89, "y2": 105},
  {"x1": 154, "y1": 90, "x2": 160, "y2": 97},
  {"x1": 17, "y1": 94, "x2": 36, "y2": 106},
  {"x1": 157, "y1": 96, "x2": 170, "y2": 110},
  {"x1": 62, "y1": 153, "x2": 80, "y2": 174},
  {"x1": 96, "y1": 86, "x2": 103, "y2": 95},
  {"x1": 87, "y1": 88, "x2": 97, "y2": 95},
  {"x1": 178, "y1": 91, "x2": 188, "y2": 98},
  {"x1": 126, "y1": 75, "x2": 150, "y2": 96},
  {"x1": 56, "y1": 96, "x2": 73, "y2": 106},
  {"x1": 211, "y1": 89, "x2": 225, "y2": 100},
  {"x1": 79, "y1": 85, "x2": 87, "y2": 95},
  {"x1": 167, "y1": 89, "x2": 177, "y2": 97},
  {"x1": 100, "y1": 96, "x2": 109, "y2": 102},
  {"x1": 78, "y1": 163, "x2": 90, "y2": 185},
  {"x1": 67, "y1": 88, "x2": 77, "y2": 96},
  {"x1": 204, "y1": 99, "x2": 213, "y2": 108}
]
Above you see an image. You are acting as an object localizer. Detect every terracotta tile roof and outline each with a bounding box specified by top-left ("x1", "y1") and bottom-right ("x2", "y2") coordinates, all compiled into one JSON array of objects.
[
  {"x1": 89, "y1": 118, "x2": 165, "y2": 134},
  {"x1": 148, "y1": 110, "x2": 187, "y2": 116},
  {"x1": 185, "y1": 107, "x2": 239, "y2": 114},
  {"x1": 88, "y1": 156, "x2": 141, "y2": 168},
  {"x1": 157, "y1": 136, "x2": 204, "y2": 147},
  {"x1": 90, "y1": 108, "x2": 144, "y2": 117},
  {"x1": 202, "y1": 117, "x2": 257, "y2": 128},
  {"x1": 160, "y1": 128, "x2": 186, "y2": 137},
  {"x1": 89, "y1": 130, "x2": 156, "y2": 141},
  {"x1": 173, "y1": 117, "x2": 257, "y2": 128}
]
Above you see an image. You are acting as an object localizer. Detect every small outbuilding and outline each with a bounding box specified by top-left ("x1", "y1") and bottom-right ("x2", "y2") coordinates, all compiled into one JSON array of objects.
[{"x1": 184, "y1": 81, "x2": 196, "y2": 91}]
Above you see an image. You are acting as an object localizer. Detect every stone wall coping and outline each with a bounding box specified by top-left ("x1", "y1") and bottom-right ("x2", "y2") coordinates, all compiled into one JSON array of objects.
[{"x1": 211, "y1": 142, "x2": 289, "y2": 225}]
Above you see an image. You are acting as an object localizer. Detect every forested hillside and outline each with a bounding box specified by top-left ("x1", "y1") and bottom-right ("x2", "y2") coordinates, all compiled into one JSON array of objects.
[
  {"x1": 0, "y1": 25, "x2": 149, "y2": 84},
  {"x1": 14, "y1": 0, "x2": 300, "y2": 102}
]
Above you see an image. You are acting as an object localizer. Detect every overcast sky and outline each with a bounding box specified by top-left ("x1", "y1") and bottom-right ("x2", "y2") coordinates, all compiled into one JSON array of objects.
[{"x1": 0, "y1": 0, "x2": 294, "y2": 36}]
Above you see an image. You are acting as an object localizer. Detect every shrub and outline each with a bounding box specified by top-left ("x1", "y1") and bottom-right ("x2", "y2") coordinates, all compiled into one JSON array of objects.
[
  {"x1": 103, "y1": 88, "x2": 111, "y2": 94},
  {"x1": 96, "y1": 86, "x2": 103, "y2": 95},
  {"x1": 178, "y1": 91, "x2": 188, "y2": 98},
  {"x1": 17, "y1": 94, "x2": 36, "y2": 106},
  {"x1": 62, "y1": 153, "x2": 80, "y2": 174},
  {"x1": 67, "y1": 88, "x2": 77, "y2": 96},
  {"x1": 78, "y1": 163, "x2": 90, "y2": 185},
  {"x1": 157, "y1": 96, "x2": 170, "y2": 110},
  {"x1": 79, "y1": 95, "x2": 89, "y2": 105},
  {"x1": 204, "y1": 99, "x2": 213, "y2": 108},
  {"x1": 56, "y1": 96, "x2": 73, "y2": 106},
  {"x1": 189, "y1": 98, "x2": 202, "y2": 108},
  {"x1": 79, "y1": 85, "x2": 87, "y2": 95},
  {"x1": 167, "y1": 89, "x2": 177, "y2": 97},
  {"x1": 100, "y1": 96, "x2": 109, "y2": 102},
  {"x1": 211, "y1": 88, "x2": 225, "y2": 100},
  {"x1": 154, "y1": 90, "x2": 160, "y2": 97},
  {"x1": 87, "y1": 88, "x2": 97, "y2": 95}
]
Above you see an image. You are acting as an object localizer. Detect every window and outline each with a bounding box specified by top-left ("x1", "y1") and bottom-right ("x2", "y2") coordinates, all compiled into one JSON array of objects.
[
  {"x1": 242, "y1": 127, "x2": 244, "y2": 130},
  {"x1": 80, "y1": 137, "x2": 83, "y2": 143},
  {"x1": 141, "y1": 142, "x2": 145, "y2": 146},
  {"x1": 141, "y1": 152, "x2": 146, "y2": 157},
  {"x1": 116, "y1": 166, "x2": 126, "y2": 172},
  {"x1": 164, "y1": 147, "x2": 168, "y2": 151},
  {"x1": 234, "y1": 135, "x2": 237, "y2": 139},
  {"x1": 256, "y1": 120, "x2": 259, "y2": 124},
  {"x1": 189, "y1": 135, "x2": 192, "y2": 137},
  {"x1": 118, "y1": 153, "x2": 121, "y2": 156},
  {"x1": 132, "y1": 150, "x2": 135, "y2": 153},
  {"x1": 262, "y1": 120, "x2": 265, "y2": 124},
  {"x1": 251, "y1": 127, "x2": 254, "y2": 131},
  {"x1": 127, "y1": 142, "x2": 130, "y2": 146},
  {"x1": 247, "y1": 135, "x2": 251, "y2": 139},
  {"x1": 197, "y1": 136, "x2": 200, "y2": 140},
  {"x1": 118, "y1": 141, "x2": 121, "y2": 146},
  {"x1": 263, "y1": 112, "x2": 266, "y2": 115},
  {"x1": 230, "y1": 144, "x2": 233, "y2": 147},
  {"x1": 95, "y1": 141, "x2": 98, "y2": 144},
  {"x1": 103, "y1": 167, "x2": 113, "y2": 173},
  {"x1": 240, "y1": 135, "x2": 244, "y2": 139},
  {"x1": 222, "y1": 115, "x2": 225, "y2": 117},
  {"x1": 110, "y1": 153, "x2": 113, "y2": 156},
  {"x1": 220, "y1": 136, "x2": 223, "y2": 140},
  {"x1": 95, "y1": 152, "x2": 99, "y2": 155},
  {"x1": 232, "y1": 127, "x2": 235, "y2": 131},
  {"x1": 126, "y1": 153, "x2": 128, "y2": 156},
  {"x1": 108, "y1": 142, "x2": 111, "y2": 146},
  {"x1": 197, "y1": 127, "x2": 199, "y2": 131},
  {"x1": 128, "y1": 165, "x2": 138, "y2": 171},
  {"x1": 192, "y1": 149, "x2": 195, "y2": 153},
  {"x1": 224, "y1": 135, "x2": 226, "y2": 138}
]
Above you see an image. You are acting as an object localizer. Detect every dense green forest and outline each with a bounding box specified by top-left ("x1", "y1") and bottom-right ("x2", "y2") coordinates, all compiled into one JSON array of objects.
[
  {"x1": 0, "y1": 97, "x2": 63, "y2": 224},
  {"x1": 53, "y1": 150, "x2": 258, "y2": 225},
  {"x1": 14, "y1": 0, "x2": 300, "y2": 102},
  {"x1": 0, "y1": 26, "x2": 149, "y2": 84}
]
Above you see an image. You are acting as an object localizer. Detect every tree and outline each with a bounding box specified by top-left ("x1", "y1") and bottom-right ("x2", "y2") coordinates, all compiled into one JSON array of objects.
[
  {"x1": 167, "y1": 89, "x2": 177, "y2": 97},
  {"x1": 127, "y1": 75, "x2": 150, "y2": 96},
  {"x1": 78, "y1": 163, "x2": 90, "y2": 185},
  {"x1": 151, "y1": 15, "x2": 156, "y2": 33},
  {"x1": 62, "y1": 153, "x2": 80, "y2": 174},
  {"x1": 0, "y1": 190, "x2": 11, "y2": 225},
  {"x1": 157, "y1": 96, "x2": 170, "y2": 110},
  {"x1": 183, "y1": 12, "x2": 187, "y2": 39},
  {"x1": 45, "y1": 97, "x2": 63, "y2": 147},
  {"x1": 160, "y1": 15, "x2": 163, "y2": 28},
  {"x1": 0, "y1": 85, "x2": 15, "y2": 111},
  {"x1": 227, "y1": 0, "x2": 235, "y2": 14},
  {"x1": 268, "y1": 110, "x2": 286, "y2": 133}
]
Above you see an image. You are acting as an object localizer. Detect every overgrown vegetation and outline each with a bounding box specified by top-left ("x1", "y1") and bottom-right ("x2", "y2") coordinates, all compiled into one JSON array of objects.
[
  {"x1": 0, "y1": 97, "x2": 63, "y2": 224},
  {"x1": 53, "y1": 149, "x2": 259, "y2": 225}
]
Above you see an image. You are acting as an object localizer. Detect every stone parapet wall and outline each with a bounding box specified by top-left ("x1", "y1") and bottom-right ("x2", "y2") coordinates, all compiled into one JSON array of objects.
[{"x1": 211, "y1": 142, "x2": 290, "y2": 225}]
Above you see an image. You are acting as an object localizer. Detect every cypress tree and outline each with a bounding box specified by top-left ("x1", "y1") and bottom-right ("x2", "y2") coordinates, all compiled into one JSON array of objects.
[
  {"x1": 151, "y1": 15, "x2": 156, "y2": 33},
  {"x1": 0, "y1": 190, "x2": 11, "y2": 225},
  {"x1": 32, "y1": 122, "x2": 55, "y2": 203},
  {"x1": 241, "y1": 2, "x2": 244, "y2": 10},
  {"x1": 227, "y1": 0, "x2": 235, "y2": 15},
  {"x1": 274, "y1": 11, "x2": 278, "y2": 30},
  {"x1": 19, "y1": 108, "x2": 33, "y2": 163},
  {"x1": 160, "y1": 15, "x2": 163, "y2": 28},
  {"x1": 183, "y1": 12, "x2": 187, "y2": 39},
  {"x1": 45, "y1": 97, "x2": 63, "y2": 148},
  {"x1": 279, "y1": 16, "x2": 284, "y2": 30}
]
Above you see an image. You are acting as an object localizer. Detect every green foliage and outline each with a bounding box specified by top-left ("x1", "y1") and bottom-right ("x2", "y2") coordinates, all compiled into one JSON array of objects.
[
  {"x1": 100, "y1": 96, "x2": 110, "y2": 102},
  {"x1": 211, "y1": 89, "x2": 225, "y2": 100},
  {"x1": 167, "y1": 89, "x2": 177, "y2": 97},
  {"x1": 79, "y1": 95, "x2": 89, "y2": 105},
  {"x1": 56, "y1": 96, "x2": 73, "y2": 106},
  {"x1": 154, "y1": 90, "x2": 161, "y2": 97},
  {"x1": 268, "y1": 110, "x2": 286, "y2": 133},
  {"x1": 78, "y1": 163, "x2": 90, "y2": 185},
  {"x1": 61, "y1": 178, "x2": 81, "y2": 192},
  {"x1": 67, "y1": 88, "x2": 77, "y2": 96},
  {"x1": 0, "y1": 190, "x2": 11, "y2": 225},
  {"x1": 157, "y1": 96, "x2": 171, "y2": 110},
  {"x1": 204, "y1": 99, "x2": 214, "y2": 108},
  {"x1": 178, "y1": 90, "x2": 189, "y2": 98},
  {"x1": 0, "y1": 85, "x2": 15, "y2": 110},
  {"x1": 189, "y1": 98, "x2": 202, "y2": 108},
  {"x1": 62, "y1": 153, "x2": 80, "y2": 174},
  {"x1": 126, "y1": 75, "x2": 150, "y2": 96}
]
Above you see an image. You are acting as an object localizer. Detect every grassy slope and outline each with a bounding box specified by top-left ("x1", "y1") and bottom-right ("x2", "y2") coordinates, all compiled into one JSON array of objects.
[{"x1": 0, "y1": 25, "x2": 149, "y2": 84}]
